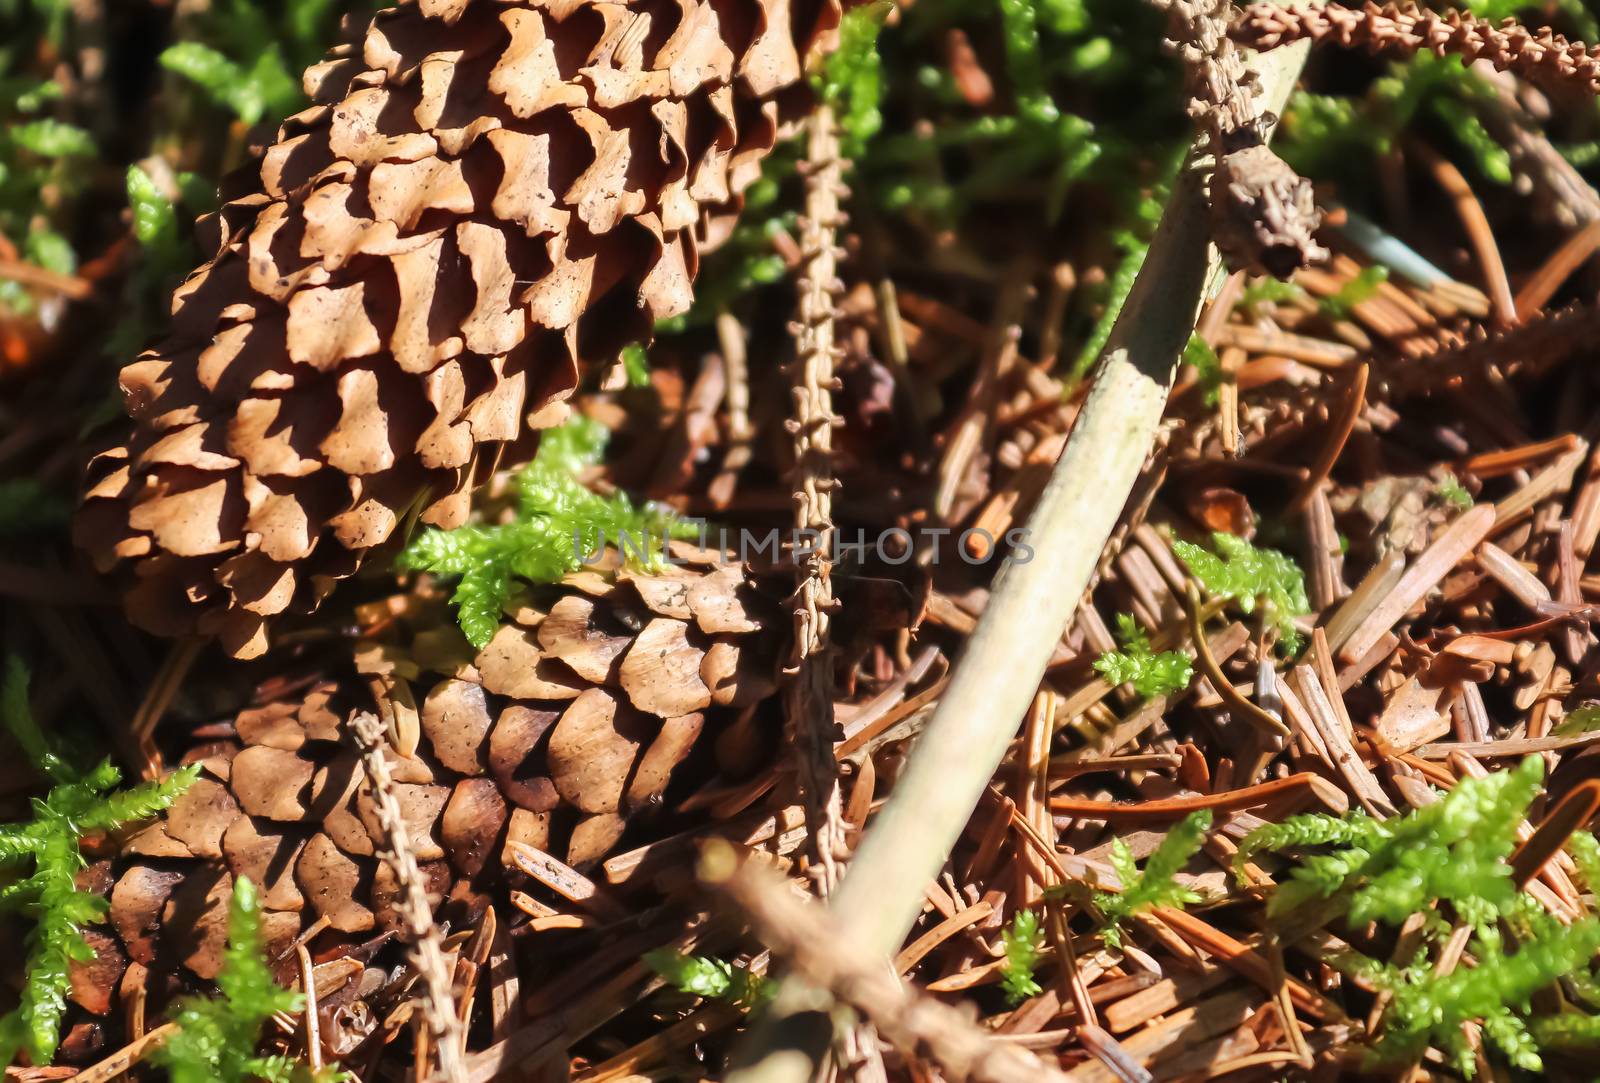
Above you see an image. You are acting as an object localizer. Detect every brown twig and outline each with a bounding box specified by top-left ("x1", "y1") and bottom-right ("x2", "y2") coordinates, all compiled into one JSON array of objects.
[
  {"x1": 699, "y1": 842, "x2": 1075, "y2": 1083},
  {"x1": 58, "y1": 1024, "x2": 176, "y2": 1083},
  {"x1": 349, "y1": 712, "x2": 468, "y2": 1083},
  {"x1": 0, "y1": 257, "x2": 93, "y2": 299},
  {"x1": 1047, "y1": 772, "x2": 1331, "y2": 820},
  {"x1": 1184, "y1": 582, "x2": 1291, "y2": 738},
  {"x1": 1514, "y1": 219, "x2": 1600, "y2": 318}
]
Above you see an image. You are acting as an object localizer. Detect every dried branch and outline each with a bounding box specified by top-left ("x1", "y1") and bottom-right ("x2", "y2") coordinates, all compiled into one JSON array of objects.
[
  {"x1": 1233, "y1": 2, "x2": 1600, "y2": 98},
  {"x1": 699, "y1": 842, "x2": 1073, "y2": 1083},
  {"x1": 786, "y1": 104, "x2": 850, "y2": 895},
  {"x1": 349, "y1": 712, "x2": 468, "y2": 1083},
  {"x1": 723, "y1": 36, "x2": 1315, "y2": 1083},
  {"x1": 1152, "y1": 0, "x2": 1326, "y2": 276}
]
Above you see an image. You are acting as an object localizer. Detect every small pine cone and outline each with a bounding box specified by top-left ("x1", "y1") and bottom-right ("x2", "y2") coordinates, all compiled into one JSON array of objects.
[
  {"x1": 75, "y1": 0, "x2": 842, "y2": 658},
  {"x1": 102, "y1": 558, "x2": 779, "y2": 999}
]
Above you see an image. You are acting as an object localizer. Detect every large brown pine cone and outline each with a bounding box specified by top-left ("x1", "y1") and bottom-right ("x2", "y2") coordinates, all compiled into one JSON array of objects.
[
  {"x1": 97, "y1": 558, "x2": 779, "y2": 1010},
  {"x1": 75, "y1": 0, "x2": 841, "y2": 658}
]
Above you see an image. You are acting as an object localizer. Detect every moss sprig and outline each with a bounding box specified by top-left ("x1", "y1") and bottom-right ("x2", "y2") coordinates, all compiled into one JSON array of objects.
[
  {"x1": 1093, "y1": 809, "x2": 1211, "y2": 949},
  {"x1": 998, "y1": 910, "x2": 1045, "y2": 1004},
  {"x1": 643, "y1": 949, "x2": 770, "y2": 1011},
  {"x1": 1241, "y1": 757, "x2": 1600, "y2": 1075},
  {"x1": 399, "y1": 416, "x2": 698, "y2": 648},
  {"x1": 1174, "y1": 532, "x2": 1308, "y2": 653},
  {"x1": 1092, "y1": 613, "x2": 1193, "y2": 700},
  {"x1": 0, "y1": 658, "x2": 197, "y2": 1066},
  {"x1": 1241, "y1": 755, "x2": 1542, "y2": 930},
  {"x1": 154, "y1": 877, "x2": 345, "y2": 1083}
]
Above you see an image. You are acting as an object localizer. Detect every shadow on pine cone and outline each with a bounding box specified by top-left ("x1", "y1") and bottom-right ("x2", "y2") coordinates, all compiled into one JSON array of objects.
[
  {"x1": 79, "y1": 554, "x2": 781, "y2": 1057},
  {"x1": 75, "y1": 0, "x2": 843, "y2": 658}
]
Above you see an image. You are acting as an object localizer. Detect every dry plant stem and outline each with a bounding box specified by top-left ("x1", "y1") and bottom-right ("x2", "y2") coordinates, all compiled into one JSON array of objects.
[
  {"x1": 349, "y1": 712, "x2": 468, "y2": 1083},
  {"x1": 0, "y1": 256, "x2": 92, "y2": 298},
  {"x1": 1515, "y1": 219, "x2": 1600, "y2": 318},
  {"x1": 787, "y1": 104, "x2": 849, "y2": 894},
  {"x1": 700, "y1": 843, "x2": 1074, "y2": 1083},
  {"x1": 1233, "y1": 2, "x2": 1600, "y2": 98},
  {"x1": 1185, "y1": 581, "x2": 1290, "y2": 738},
  {"x1": 297, "y1": 944, "x2": 323, "y2": 1072},
  {"x1": 725, "y1": 38, "x2": 1314, "y2": 1083}
]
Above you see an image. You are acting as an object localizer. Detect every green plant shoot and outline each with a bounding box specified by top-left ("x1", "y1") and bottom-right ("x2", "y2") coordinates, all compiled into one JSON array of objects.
[
  {"x1": 643, "y1": 949, "x2": 769, "y2": 1010},
  {"x1": 1174, "y1": 532, "x2": 1309, "y2": 653},
  {"x1": 1093, "y1": 809, "x2": 1210, "y2": 950},
  {"x1": 1238, "y1": 755, "x2": 1543, "y2": 929},
  {"x1": 1238, "y1": 758, "x2": 1600, "y2": 1075},
  {"x1": 1435, "y1": 472, "x2": 1474, "y2": 510},
  {"x1": 1093, "y1": 613, "x2": 1193, "y2": 700},
  {"x1": 154, "y1": 876, "x2": 344, "y2": 1083},
  {"x1": 818, "y1": 1, "x2": 889, "y2": 157},
  {"x1": 1319, "y1": 265, "x2": 1388, "y2": 322},
  {"x1": 0, "y1": 658, "x2": 197, "y2": 1066},
  {"x1": 999, "y1": 909, "x2": 1045, "y2": 1004},
  {"x1": 399, "y1": 416, "x2": 698, "y2": 648}
]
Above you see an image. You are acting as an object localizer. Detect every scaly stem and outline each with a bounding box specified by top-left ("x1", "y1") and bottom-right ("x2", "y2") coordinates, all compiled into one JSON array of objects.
[{"x1": 786, "y1": 104, "x2": 849, "y2": 895}]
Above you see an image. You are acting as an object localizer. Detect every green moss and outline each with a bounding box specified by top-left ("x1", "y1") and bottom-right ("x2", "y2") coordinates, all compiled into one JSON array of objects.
[
  {"x1": 1240, "y1": 758, "x2": 1600, "y2": 1076},
  {"x1": 0, "y1": 659, "x2": 196, "y2": 1066},
  {"x1": 399, "y1": 416, "x2": 698, "y2": 648},
  {"x1": 1093, "y1": 809, "x2": 1210, "y2": 950},
  {"x1": 155, "y1": 878, "x2": 345, "y2": 1083},
  {"x1": 644, "y1": 950, "x2": 769, "y2": 1010},
  {"x1": 1174, "y1": 533, "x2": 1309, "y2": 654},
  {"x1": 1319, "y1": 265, "x2": 1389, "y2": 322},
  {"x1": 999, "y1": 910, "x2": 1045, "y2": 1004},
  {"x1": 1093, "y1": 613, "x2": 1193, "y2": 700}
]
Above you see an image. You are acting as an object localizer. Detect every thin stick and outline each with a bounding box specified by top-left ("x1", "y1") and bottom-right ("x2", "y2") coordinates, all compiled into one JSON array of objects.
[
  {"x1": 350, "y1": 711, "x2": 469, "y2": 1083},
  {"x1": 700, "y1": 842, "x2": 1075, "y2": 1083},
  {"x1": 67, "y1": 1023, "x2": 177, "y2": 1083},
  {"x1": 1511, "y1": 779, "x2": 1600, "y2": 887},
  {"x1": 1285, "y1": 362, "x2": 1367, "y2": 517},
  {"x1": 1514, "y1": 219, "x2": 1600, "y2": 320},
  {"x1": 723, "y1": 37, "x2": 1314, "y2": 1083},
  {"x1": 297, "y1": 943, "x2": 323, "y2": 1072},
  {"x1": 1047, "y1": 772, "x2": 1333, "y2": 821},
  {"x1": 1185, "y1": 581, "x2": 1290, "y2": 738},
  {"x1": 0, "y1": 256, "x2": 93, "y2": 298}
]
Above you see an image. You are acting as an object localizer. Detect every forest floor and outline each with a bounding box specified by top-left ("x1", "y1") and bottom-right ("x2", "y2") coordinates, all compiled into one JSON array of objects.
[{"x1": 8, "y1": 0, "x2": 1600, "y2": 1081}]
